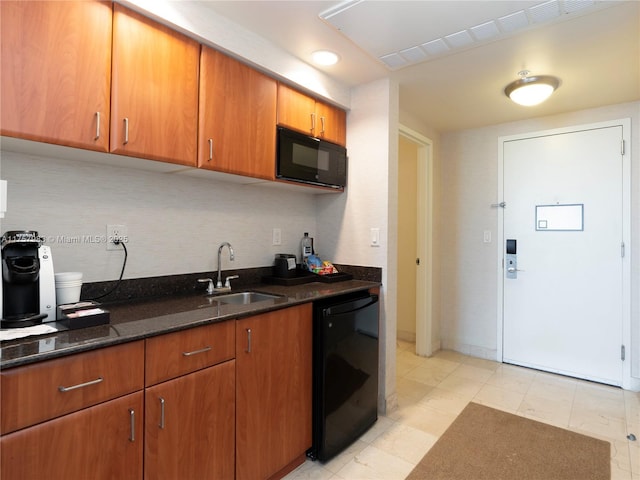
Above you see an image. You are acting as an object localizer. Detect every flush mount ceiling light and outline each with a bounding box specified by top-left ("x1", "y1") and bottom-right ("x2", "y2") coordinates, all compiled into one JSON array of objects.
[
  {"x1": 311, "y1": 50, "x2": 340, "y2": 66},
  {"x1": 504, "y1": 70, "x2": 560, "y2": 106}
]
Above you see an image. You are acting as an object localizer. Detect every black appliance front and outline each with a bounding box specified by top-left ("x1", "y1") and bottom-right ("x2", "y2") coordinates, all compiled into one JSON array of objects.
[
  {"x1": 276, "y1": 126, "x2": 347, "y2": 189},
  {"x1": 310, "y1": 292, "x2": 379, "y2": 462},
  {"x1": 1, "y1": 231, "x2": 42, "y2": 327}
]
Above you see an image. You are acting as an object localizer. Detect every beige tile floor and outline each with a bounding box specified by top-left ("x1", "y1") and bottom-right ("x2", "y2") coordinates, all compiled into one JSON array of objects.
[{"x1": 284, "y1": 340, "x2": 640, "y2": 480}]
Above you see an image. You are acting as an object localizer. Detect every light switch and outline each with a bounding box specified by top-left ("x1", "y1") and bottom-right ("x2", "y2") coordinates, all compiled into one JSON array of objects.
[
  {"x1": 272, "y1": 228, "x2": 282, "y2": 246},
  {"x1": 483, "y1": 230, "x2": 491, "y2": 243},
  {"x1": 370, "y1": 228, "x2": 380, "y2": 247}
]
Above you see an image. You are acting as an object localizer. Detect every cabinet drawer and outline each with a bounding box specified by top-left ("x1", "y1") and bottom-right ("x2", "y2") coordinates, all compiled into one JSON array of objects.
[
  {"x1": 145, "y1": 321, "x2": 235, "y2": 386},
  {"x1": 1, "y1": 341, "x2": 144, "y2": 435}
]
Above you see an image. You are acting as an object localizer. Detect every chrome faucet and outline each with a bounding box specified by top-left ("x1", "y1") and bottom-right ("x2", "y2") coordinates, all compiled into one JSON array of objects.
[{"x1": 216, "y1": 242, "x2": 235, "y2": 291}]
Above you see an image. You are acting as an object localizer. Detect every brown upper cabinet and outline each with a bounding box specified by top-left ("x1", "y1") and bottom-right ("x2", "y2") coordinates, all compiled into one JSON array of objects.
[
  {"x1": 1, "y1": 1, "x2": 346, "y2": 187},
  {"x1": 198, "y1": 47, "x2": 277, "y2": 179},
  {"x1": 0, "y1": 0, "x2": 113, "y2": 151},
  {"x1": 110, "y1": 4, "x2": 200, "y2": 166},
  {"x1": 277, "y1": 83, "x2": 347, "y2": 146}
]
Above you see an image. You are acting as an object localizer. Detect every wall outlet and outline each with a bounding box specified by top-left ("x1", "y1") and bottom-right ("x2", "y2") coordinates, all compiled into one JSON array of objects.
[
  {"x1": 106, "y1": 224, "x2": 128, "y2": 250},
  {"x1": 272, "y1": 228, "x2": 282, "y2": 246}
]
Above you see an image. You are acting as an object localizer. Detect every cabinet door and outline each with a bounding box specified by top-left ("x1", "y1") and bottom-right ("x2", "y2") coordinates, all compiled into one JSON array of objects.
[
  {"x1": 315, "y1": 100, "x2": 347, "y2": 146},
  {"x1": 277, "y1": 83, "x2": 316, "y2": 136},
  {"x1": 0, "y1": 392, "x2": 143, "y2": 480},
  {"x1": 236, "y1": 304, "x2": 313, "y2": 480},
  {"x1": 199, "y1": 47, "x2": 277, "y2": 179},
  {"x1": 277, "y1": 83, "x2": 347, "y2": 146},
  {"x1": 144, "y1": 360, "x2": 235, "y2": 480},
  {"x1": 111, "y1": 4, "x2": 199, "y2": 166},
  {"x1": 0, "y1": 0, "x2": 112, "y2": 151}
]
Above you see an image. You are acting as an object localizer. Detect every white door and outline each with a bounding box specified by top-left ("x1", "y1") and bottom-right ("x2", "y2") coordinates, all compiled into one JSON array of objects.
[
  {"x1": 502, "y1": 124, "x2": 625, "y2": 386},
  {"x1": 399, "y1": 125, "x2": 434, "y2": 357}
]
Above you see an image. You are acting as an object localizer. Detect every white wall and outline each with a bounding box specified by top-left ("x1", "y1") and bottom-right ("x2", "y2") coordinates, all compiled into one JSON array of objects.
[
  {"x1": 0, "y1": 150, "x2": 317, "y2": 282},
  {"x1": 438, "y1": 101, "x2": 640, "y2": 383},
  {"x1": 318, "y1": 77, "x2": 399, "y2": 412}
]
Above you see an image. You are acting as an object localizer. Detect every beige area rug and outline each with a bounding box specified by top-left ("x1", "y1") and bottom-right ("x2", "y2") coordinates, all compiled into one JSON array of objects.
[{"x1": 406, "y1": 402, "x2": 611, "y2": 480}]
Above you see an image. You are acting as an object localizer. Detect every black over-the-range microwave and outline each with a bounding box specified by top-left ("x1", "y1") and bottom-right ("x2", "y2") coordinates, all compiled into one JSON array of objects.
[{"x1": 276, "y1": 126, "x2": 347, "y2": 189}]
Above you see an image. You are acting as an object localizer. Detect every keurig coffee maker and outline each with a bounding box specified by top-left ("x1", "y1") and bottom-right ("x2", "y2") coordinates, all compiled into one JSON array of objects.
[{"x1": 0, "y1": 231, "x2": 56, "y2": 328}]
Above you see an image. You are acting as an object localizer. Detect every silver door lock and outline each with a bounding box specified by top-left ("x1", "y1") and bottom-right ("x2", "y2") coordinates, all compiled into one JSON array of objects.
[{"x1": 506, "y1": 239, "x2": 518, "y2": 279}]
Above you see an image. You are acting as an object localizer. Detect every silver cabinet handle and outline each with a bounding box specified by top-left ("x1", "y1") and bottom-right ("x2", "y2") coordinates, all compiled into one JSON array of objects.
[
  {"x1": 58, "y1": 376, "x2": 103, "y2": 392},
  {"x1": 310, "y1": 112, "x2": 316, "y2": 133},
  {"x1": 320, "y1": 116, "x2": 326, "y2": 135},
  {"x1": 208, "y1": 138, "x2": 213, "y2": 161},
  {"x1": 159, "y1": 397, "x2": 165, "y2": 429},
  {"x1": 123, "y1": 117, "x2": 129, "y2": 145},
  {"x1": 95, "y1": 112, "x2": 100, "y2": 140},
  {"x1": 182, "y1": 346, "x2": 212, "y2": 357},
  {"x1": 129, "y1": 408, "x2": 135, "y2": 442},
  {"x1": 246, "y1": 328, "x2": 252, "y2": 353}
]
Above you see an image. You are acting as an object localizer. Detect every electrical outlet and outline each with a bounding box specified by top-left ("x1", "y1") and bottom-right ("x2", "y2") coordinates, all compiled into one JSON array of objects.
[
  {"x1": 106, "y1": 224, "x2": 127, "y2": 250},
  {"x1": 272, "y1": 228, "x2": 282, "y2": 246}
]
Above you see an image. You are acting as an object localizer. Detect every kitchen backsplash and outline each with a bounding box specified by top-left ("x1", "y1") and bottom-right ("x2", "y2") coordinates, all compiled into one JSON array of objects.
[
  {"x1": 0, "y1": 150, "x2": 318, "y2": 282},
  {"x1": 80, "y1": 264, "x2": 382, "y2": 304}
]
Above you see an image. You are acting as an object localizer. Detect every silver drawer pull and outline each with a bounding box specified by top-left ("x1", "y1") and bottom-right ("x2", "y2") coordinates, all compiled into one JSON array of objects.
[
  {"x1": 182, "y1": 346, "x2": 212, "y2": 357},
  {"x1": 123, "y1": 117, "x2": 129, "y2": 144},
  {"x1": 159, "y1": 397, "x2": 165, "y2": 429},
  {"x1": 95, "y1": 111, "x2": 101, "y2": 140},
  {"x1": 58, "y1": 376, "x2": 104, "y2": 392},
  {"x1": 129, "y1": 409, "x2": 135, "y2": 442}
]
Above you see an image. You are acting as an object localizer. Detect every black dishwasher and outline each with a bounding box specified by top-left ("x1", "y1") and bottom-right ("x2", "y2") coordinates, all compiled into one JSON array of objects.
[{"x1": 309, "y1": 291, "x2": 379, "y2": 462}]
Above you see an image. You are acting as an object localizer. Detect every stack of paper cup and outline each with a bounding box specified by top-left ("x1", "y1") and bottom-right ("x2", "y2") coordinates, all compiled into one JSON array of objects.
[{"x1": 55, "y1": 272, "x2": 83, "y2": 305}]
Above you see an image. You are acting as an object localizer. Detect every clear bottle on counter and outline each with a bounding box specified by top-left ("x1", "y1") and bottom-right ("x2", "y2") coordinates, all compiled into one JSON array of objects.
[{"x1": 301, "y1": 232, "x2": 313, "y2": 264}]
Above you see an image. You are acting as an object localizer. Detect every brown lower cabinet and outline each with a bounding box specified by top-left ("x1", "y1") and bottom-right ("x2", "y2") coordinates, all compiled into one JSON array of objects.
[
  {"x1": 144, "y1": 360, "x2": 236, "y2": 480},
  {"x1": 235, "y1": 303, "x2": 313, "y2": 480},
  {"x1": 0, "y1": 392, "x2": 144, "y2": 480},
  {"x1": 0, "y1": 303, "x2": 314, "y2": 480}
]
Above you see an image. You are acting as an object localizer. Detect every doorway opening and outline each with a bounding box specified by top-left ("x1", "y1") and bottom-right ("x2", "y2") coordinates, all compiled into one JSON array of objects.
[{"x1": 398, "y1": 125, "x2": 433, "y2": 357}]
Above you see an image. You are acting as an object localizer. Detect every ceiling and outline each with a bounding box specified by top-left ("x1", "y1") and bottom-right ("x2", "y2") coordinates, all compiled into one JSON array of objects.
[{"x1": 197, "y1": 0, "x2": 639, "y2": 132}]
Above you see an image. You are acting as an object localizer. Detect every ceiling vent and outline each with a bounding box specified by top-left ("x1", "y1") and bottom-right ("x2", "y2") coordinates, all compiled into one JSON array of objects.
[{"x1": 320, "y1": 0, "x2": 610, "y2": 70}]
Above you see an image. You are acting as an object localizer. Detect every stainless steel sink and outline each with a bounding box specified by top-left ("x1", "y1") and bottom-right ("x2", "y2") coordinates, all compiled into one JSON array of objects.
[{"x1": 214, "y1": 291, "x2": 283, "y2": 305}]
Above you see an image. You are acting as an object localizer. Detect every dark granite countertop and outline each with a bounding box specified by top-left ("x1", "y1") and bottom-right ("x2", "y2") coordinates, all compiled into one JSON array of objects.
[{"x1": 0, "y1": 279, "x2": 379, "y2": 370}]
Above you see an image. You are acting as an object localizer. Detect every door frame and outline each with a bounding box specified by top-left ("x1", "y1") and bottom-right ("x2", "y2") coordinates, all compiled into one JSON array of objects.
[
  {"x1": 496, "y1": 118, "x2": 633, "y2": 389},
  {"x1": 399, "y1": 124, "x2": 433, "y2": 357}
]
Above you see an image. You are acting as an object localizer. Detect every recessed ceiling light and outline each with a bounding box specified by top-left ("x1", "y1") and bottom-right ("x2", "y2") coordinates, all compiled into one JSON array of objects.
[{"x1": 312, "y1": 50, "x2": 340, "y2": 66}]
